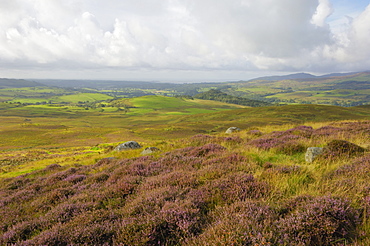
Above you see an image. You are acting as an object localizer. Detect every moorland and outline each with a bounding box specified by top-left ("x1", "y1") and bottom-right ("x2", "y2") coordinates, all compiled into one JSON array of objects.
[{"x1": 0, "y1": 72, "x2": 370, "y2": 245}]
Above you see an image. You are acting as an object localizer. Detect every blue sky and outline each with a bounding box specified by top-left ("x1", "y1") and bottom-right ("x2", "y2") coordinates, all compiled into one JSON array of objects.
[
  {"x1": 0, "y1": 0, "x2": 369, "y2": 82},
  {"x1": 329, "y1": 0, "x2": 369, "y2": 29}
]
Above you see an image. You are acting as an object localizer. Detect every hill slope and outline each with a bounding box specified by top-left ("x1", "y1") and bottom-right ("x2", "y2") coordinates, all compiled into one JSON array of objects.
[
  {"x1": 0, "y1": 120, "x2": 369, "y2": 245},
  {"x1": 194, "y1": 89, "x2": 271, "y2": 107},
  {"x1": 0, "y1": 78, "x2": 45, "y2": 88}
]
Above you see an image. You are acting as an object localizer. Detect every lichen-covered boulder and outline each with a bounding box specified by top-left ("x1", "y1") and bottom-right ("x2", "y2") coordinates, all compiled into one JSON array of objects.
[
  {"x1": 141, "y1": 147, "x2": 160, "y2": 155},
  {"x1": 305, "y1": 147, "x2": 324, "y2": 163},
  {"x1": 226, "y1": 127, "x2": 241, "y2": 134},
  {"x1": 114, "y1": 141, "x2": 142, "y2": 151}
]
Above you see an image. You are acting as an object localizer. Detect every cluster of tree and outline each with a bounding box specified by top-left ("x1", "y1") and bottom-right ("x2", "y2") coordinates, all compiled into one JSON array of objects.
[{"x1": 194, "y1": 89, "x2": 272, "y2": 107}]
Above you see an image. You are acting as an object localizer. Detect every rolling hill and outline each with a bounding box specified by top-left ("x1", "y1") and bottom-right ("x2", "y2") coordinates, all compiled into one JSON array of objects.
[{"x1": 0, "y1": 78, "x2": 45, "y2": 89}]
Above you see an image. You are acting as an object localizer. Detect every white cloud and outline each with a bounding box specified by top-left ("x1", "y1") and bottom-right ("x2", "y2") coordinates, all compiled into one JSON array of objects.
[
  {"x1": 0, "y1": 0, "x2": 369, "y2": 80},
  {"x1": 311, "y1": 0, "x2": 333, "y2": 27}
]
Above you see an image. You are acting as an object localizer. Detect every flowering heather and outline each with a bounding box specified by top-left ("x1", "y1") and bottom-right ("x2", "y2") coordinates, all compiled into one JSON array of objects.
[
  {"x1": 247, "y1": 134, "x2": 305, "y2": 154},
  {"x1": 322, "y1": 139, "x2": 366, "y2": 160},
  {"x1": 187, "y1": 201, "x2": 276, "y2": 246},
  {"x1": 63, "y1": 174, "x2": 87, "y2": 184},
  {"x1": 285, "y1": 125, "x2": 313, "y2": 138},
  {"x1": 332, "y1": 154, "x2": 370, "y2": 177},
  {"x1": 247, "y1": 129, "x2": 263, "y2": 136},
  {"x1": 222, "y1": 136, "x2": 244, "y2": 144},
  {"x1": 184, "y1": 143, "x2": 227, "y2": 157},
  {"x1": 312, "y1": 125, "x2": 343, "y2": 137},
  {"x1": 43, "y1": 163, "x2": 62, "y2": 171},
  {"x1": 209, "y1": 173, "x2": 270, "y2": 204},
  {"x1": 277, "y1": 196, "x2": 360, "y2": 245},
  {"x1": 336, "y1": 121, "x2": 370, "y2": 134}
]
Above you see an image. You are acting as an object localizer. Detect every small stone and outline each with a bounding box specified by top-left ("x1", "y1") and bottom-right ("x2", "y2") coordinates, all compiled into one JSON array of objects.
[
  {"x1": 305, "y1": 147, "x2": 324, "y2": 163},
  {"x1": 226, "y1": 127, "x2": 241, "y2": 134},
  {"x1": 114, "y1": 141, "x2": 142, "y2": 151}
]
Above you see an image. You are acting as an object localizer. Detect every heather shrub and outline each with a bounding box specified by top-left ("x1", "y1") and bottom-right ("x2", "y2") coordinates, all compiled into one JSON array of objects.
[
  {"x1": 209, "y1": 173, "x2": 270, "y2": 204},
  {"x1": 28, "y1": 211, "x2": 119, "y2": 246},
  {"x1": 0, "y1": 220, "x2": 43, "y2": 244},
  {"x1": 333, "y1": 154, "x2": 370, "y2": 177},
  {"x1": 248, "y1": 134, "x2": 303, "y2": 153},
  {"x1": 185, "y1": 144, "x2": 226, "y2": 157},
  {"x1": 200, "y1": 153, "x2": 251, "y2": 173},
  {"x1": 6, "y1": 178, "x2": 31, "y2": 190},
  {"x1": 312, "y1": 125, "x2": 343, "y2": 138},
  {"x1": 247, "y1": 129, "x2": 263, "y2": 136},
  {"x1": 322, "y1": 140, "x2": 365, "y2": 159},
  {"x1": 142, "y1": 171, "x2": 199, "y2": 190},
  {"x1": 277, "y1": 196, "x2": 361, "y2": 245},
  {"x1": 43, "y1": 163, "x2": 62, "y2": 171},
  {"x1": 32, "y1": 187, "x2": 77, "y2": 212},
  {"x1": 90, "y1": 173, "x2": 110, "y2": 183},
  {"x1": 124, "y1": 156, "x2": 170, "y2": 177},
  {"x1": 222, "y1": 136, "x2": 244, "y2": 146},
  {"x1": 44, "y1": 167, "x2": 79, "y2": 183},
  {"x1": 125, "y1": 186, "x2": 180, "y2": 216},
  {"x1": 63, "y1": 174, "x2": 87, "y2": 184},
  {"x1": 187, "y1": 201, "x2": 276, "y2": 246},
  {"x1": 44, "y1": 202, "x2": 96, "y2": 224},
  {"x1": 147, "y1": 200, "x2": 202, "y2": 245}
]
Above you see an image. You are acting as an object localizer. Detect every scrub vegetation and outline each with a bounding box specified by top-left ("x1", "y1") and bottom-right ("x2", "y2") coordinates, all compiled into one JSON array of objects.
[
  {"x1": 0, "y1": 73, "x2": 370, "y2": 245},
  {"x1": 0, "y1": 120, "x2": 369, "y2": 245}
]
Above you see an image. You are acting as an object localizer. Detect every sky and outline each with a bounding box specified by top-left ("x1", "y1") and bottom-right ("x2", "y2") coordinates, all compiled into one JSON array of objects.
[{"x1": 0, "y1": 0, "x2": 369, "y2": 82}]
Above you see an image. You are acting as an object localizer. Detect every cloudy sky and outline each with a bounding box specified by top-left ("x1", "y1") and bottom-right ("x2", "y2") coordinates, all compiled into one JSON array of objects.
[{"x1": 0, "y1": 0, "x2": 369, "y2": 82}]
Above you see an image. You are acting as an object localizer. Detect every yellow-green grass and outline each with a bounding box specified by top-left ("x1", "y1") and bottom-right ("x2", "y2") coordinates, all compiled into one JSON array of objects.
[
  {"x1": 56, "y1": 93, "x2": 113, "y2": 103},
  {"x1": 1, "y1": 104, "x2": 369, "y2": 150},
  {"x1": 119, "y1": 96, "x2": 245, "y2": 116}
]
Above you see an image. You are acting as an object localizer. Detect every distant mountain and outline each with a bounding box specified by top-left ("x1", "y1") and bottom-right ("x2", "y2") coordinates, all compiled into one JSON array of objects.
[
  {"x1": 250, "y1": 73, "x2": 317, "y2": 81},
  {"x1": 319, "y1": 72, "x2": 360, "y2": 78},
  {"x1": 0, "y1": 78, "x2": 45, "y2": 89},
  {"x1": 33, "y1": 79, "x2": 174, "y2": 89},
  {"x1": 249, "y1": 71, "x2": 369, "y2": 82}
]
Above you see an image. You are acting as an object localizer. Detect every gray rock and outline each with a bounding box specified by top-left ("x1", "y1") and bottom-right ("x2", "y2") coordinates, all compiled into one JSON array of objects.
[
  {"x1": 226, "y1": 127, "x2": 241, "y2": 134},
  {"x1": 141, "y1": 147, "x2": 160, "y2": 155},
  {"x1": 305, "y1": 147, "x2": 324, "y2": 163},
  {"x1": 114, "y1": 141, "x2": 142, "y2": 151}
]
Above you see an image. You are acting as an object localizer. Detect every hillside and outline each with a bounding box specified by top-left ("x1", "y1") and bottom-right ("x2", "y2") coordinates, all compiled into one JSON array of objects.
[
  {"x1": 227, "y1": 71, "x2": 370, "y2": 106},
  {"x1": 194, "y1": 89, "x2": 271, "y2": 107},
  {"x1": 0, "y1": 79, "x2": 45, "y2": 89},
  {"x1": 0, "y1": 120, "x2": 369, "y2": 245}
]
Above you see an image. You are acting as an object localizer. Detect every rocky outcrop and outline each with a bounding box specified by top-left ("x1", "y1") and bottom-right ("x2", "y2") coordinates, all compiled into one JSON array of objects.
[
  {"x1": 305, "y1": 147, "x2": 324, "y2": 163},
  {"x1": 226, "y1": 127, "x2": 241, "y2": 134},
  {"x1": 114, "y1": 141, "x2": 142, "y2": 151}
]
